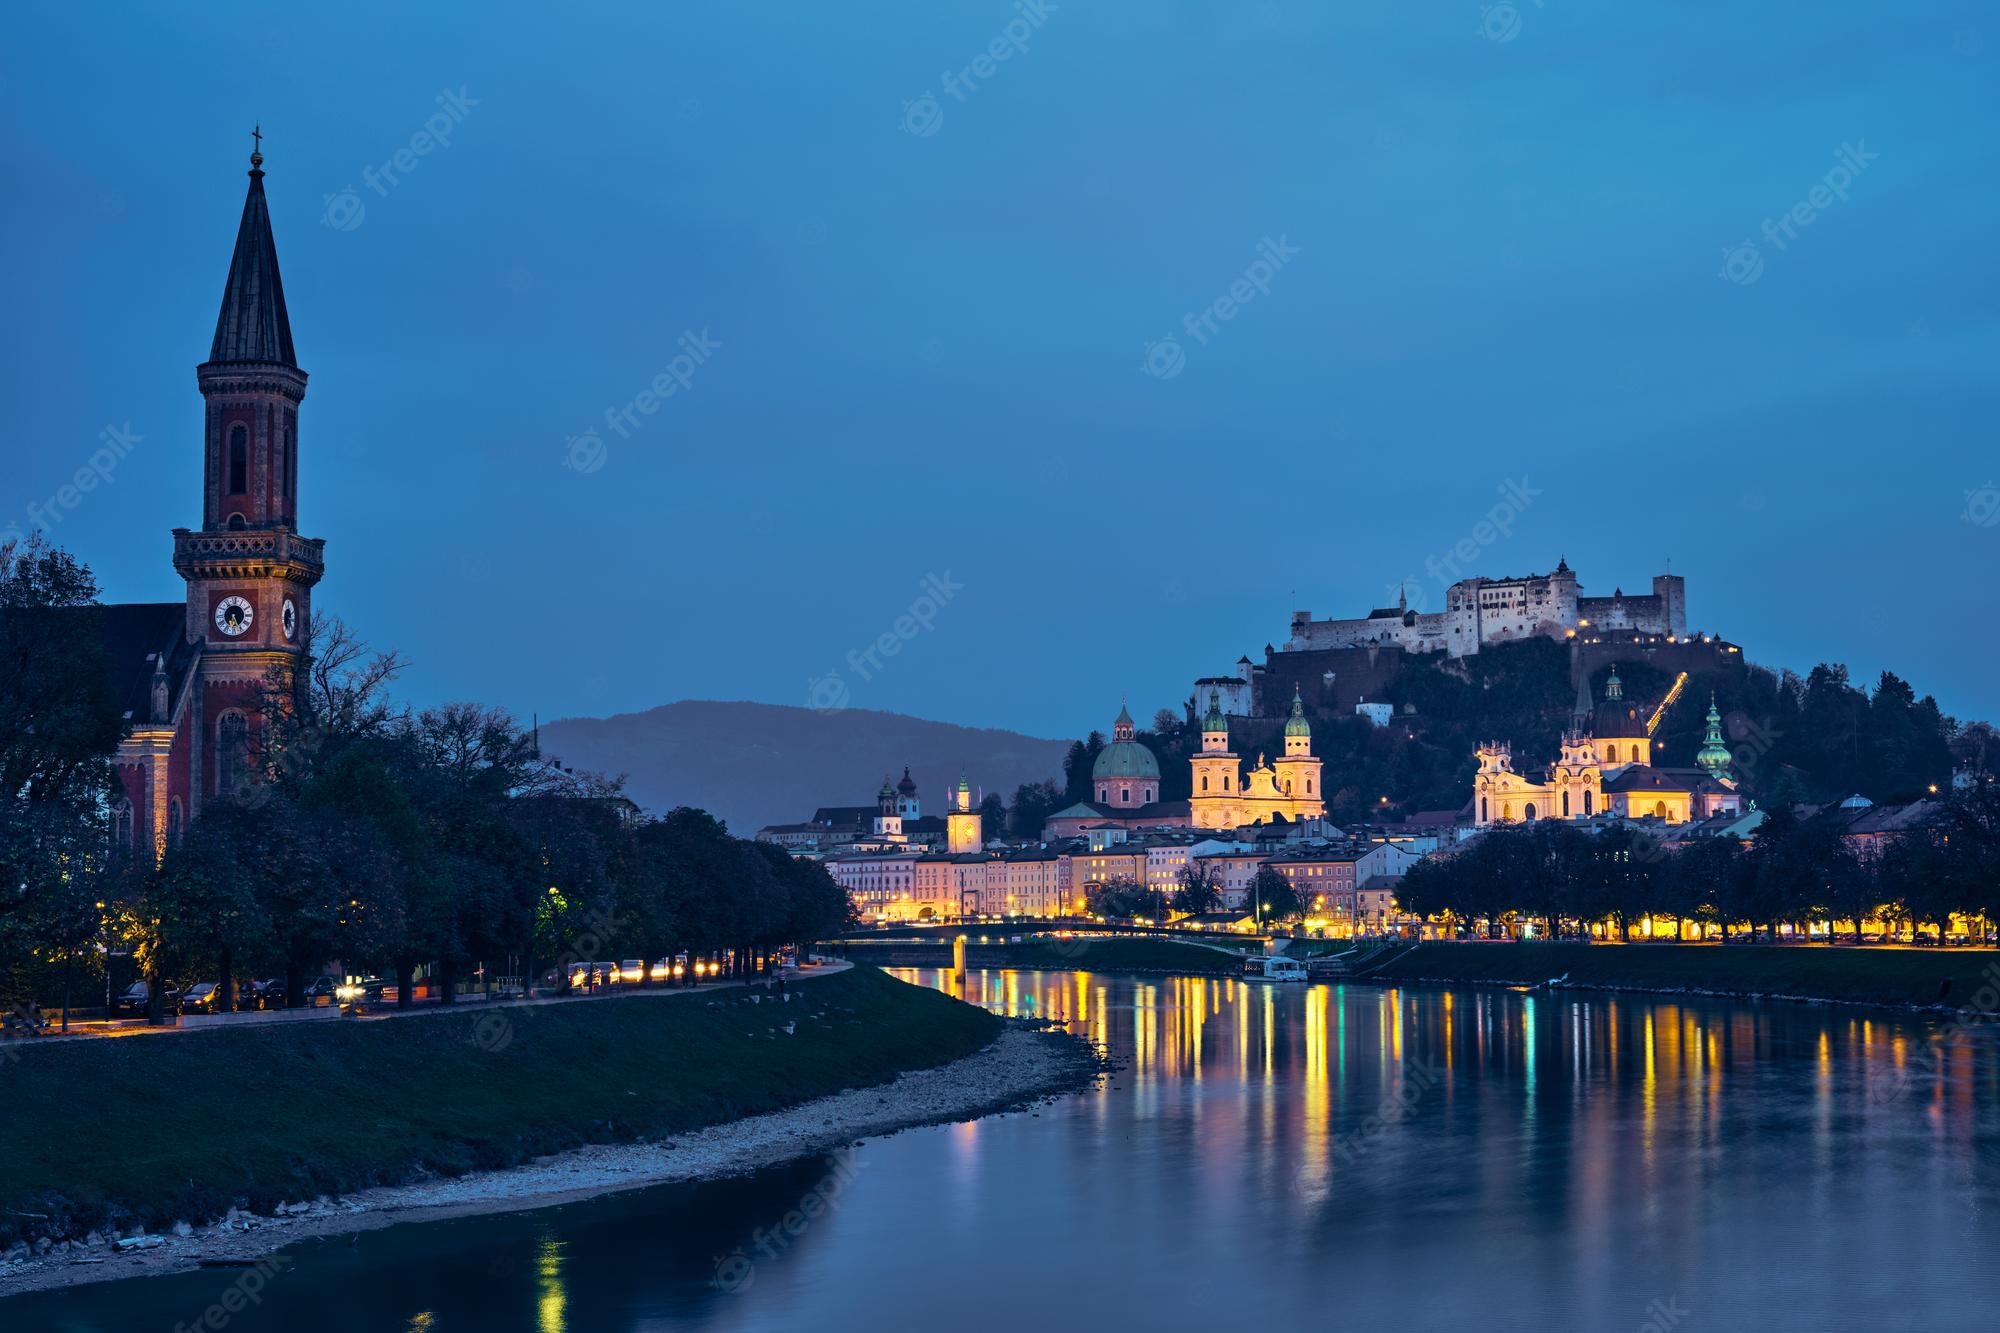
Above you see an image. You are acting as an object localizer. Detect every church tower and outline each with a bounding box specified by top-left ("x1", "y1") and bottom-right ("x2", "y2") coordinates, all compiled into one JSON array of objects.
[
  {"x1": 1271, "y1": 688, "x2": 1322, "y2": 809},
  {"x1": 1696, "y1": 695, "x2": 1734, "y2": 782},
  {"x1": 947, "y1": 772, "x2": 982, "y2": 854},
  {"x1": 871, "y1": 777, "x2": 905, "y2": 843},
  {"x1": 172, "y1": 137, "x2": 324, "y2": 808},
  {"x1": 1189, "y1": 692, "x2": 1240, "y2": 828}
]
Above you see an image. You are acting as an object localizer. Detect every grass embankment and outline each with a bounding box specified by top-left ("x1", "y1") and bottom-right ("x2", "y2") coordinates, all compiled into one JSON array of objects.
[
  {"x1": 843, "y1": 936, "x2": 1245, "y2": 976},
  {"x1": 1368, "y1": 941, "x2": 2000, "y2": 1008},
  {"x1": 0, "y1": 966, "x2": 999, "y2": 1246}
]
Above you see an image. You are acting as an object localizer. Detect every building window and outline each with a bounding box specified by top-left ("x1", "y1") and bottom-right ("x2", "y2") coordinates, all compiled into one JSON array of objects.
[
  {"x1": 168, "y1": 798, "x2": 183, "y2": 847},
  {"x1": 1561, "y1": 790, "x2": 1570, "y2": 817},
  {"x1": 228, "y1": 424, "x2": 248, "y2": 495},
  {"x1": 1201, "y1": 776, "x2": 1208, "y2": 791},
  {"x1": 1604, "y1": 744, "x2": 1619, "y2": 764},
  {"x1": 1524, "y1": 803, "x2": 1537, "y2": 821},
  {"x1": 1584, "y1": 791, "x2": 1594, "y2": 816},
  {"x1": 217, "y1": 711, "x2": 250, "y2": 795},
  {"x1": 110, "y1": 798, "x2": 133, "y2": 854}
]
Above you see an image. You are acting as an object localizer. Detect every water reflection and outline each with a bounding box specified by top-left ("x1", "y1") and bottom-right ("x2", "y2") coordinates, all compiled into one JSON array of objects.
[{"x1": 17, "y1": 967, "x2": 2000, "y2": 1333}]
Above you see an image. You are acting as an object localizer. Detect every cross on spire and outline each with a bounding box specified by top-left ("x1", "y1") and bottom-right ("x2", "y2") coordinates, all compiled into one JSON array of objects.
[{"x1": 250, "y1": 123, "x2": 264, "y2": 169}]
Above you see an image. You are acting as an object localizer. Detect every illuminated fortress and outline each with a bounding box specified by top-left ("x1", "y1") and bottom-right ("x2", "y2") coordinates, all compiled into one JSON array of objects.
[{"x1": 1283, "y1": 558, "x2": 1686, "y2": 659}]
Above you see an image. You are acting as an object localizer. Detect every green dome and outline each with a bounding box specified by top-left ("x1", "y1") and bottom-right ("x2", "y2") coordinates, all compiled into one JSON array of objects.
[
  {"x1": 1093, "y1": 738, "x2": 1161, "y2": 781},
  {"x1": 1283, "y1": 689, "x2": 1310, "y2": 738}
]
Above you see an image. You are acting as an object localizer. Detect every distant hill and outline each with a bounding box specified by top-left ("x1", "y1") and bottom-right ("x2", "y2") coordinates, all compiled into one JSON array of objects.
[{"x1": 535, "y1": 701, "x2": 1070, "y2": 835}]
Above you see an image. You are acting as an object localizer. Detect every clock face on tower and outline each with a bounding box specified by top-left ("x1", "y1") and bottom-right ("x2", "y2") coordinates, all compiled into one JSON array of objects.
[
  {"x1": 214, "y1": 595, "x2": 254, "y2": 637},
  {"x1": 282, "y1": 598, "x2": 297, "y2": 641}
]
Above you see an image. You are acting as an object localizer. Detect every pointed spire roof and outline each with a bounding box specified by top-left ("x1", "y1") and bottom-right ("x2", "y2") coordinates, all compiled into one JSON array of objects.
[
  {"x1": 1573, "y1": 672, "x2": 1594, "y2": 722},
  {"x1": 208, "y1": 139, "x2": 297, "y2": 367}
]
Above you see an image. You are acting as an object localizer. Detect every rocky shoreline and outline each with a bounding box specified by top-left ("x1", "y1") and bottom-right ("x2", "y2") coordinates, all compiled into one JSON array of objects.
[{"x1": 0, "y1": 1022, "x2": 1101, "y2": 1299}]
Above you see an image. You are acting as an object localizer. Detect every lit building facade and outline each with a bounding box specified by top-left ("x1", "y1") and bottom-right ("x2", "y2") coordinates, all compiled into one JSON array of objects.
[{"x1": 1189, "y1": 690, "x2": 1325, "y2": 829}]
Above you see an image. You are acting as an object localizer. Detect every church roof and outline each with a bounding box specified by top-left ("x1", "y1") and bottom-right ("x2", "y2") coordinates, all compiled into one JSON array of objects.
[
  {"x1": 208, "y1": 155, "x2": 298, "y2": 367},
  {"x1": 1594, "y1": 699, "x2": 1648, "y2": 739},
  {"x1": 90, "y1": 602, "x2": 197, "y2": 723},
  {"x1": 1093, "y1": 737, "x2": 1161, "y2": 780}
]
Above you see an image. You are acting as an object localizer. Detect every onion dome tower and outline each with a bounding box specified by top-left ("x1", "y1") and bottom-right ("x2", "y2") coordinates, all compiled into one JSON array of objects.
[{"x1": 1696, "y1": 695, "x2": 1734, "y2": 782}]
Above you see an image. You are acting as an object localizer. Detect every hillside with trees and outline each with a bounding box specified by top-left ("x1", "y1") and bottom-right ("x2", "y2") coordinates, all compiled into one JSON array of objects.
[{"x1": 1052, "y1": 638, "x2": 1982, "y2": 824}]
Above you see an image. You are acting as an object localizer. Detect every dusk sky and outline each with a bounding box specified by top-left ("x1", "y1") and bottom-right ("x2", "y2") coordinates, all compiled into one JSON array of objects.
[{"x1": 3, "y1": 1, "x2": 1994, "y2": 740}]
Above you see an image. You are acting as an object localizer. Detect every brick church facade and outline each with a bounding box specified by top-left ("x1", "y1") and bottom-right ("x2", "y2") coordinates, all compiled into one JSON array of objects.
[{"x1": 107, "y1": 145, "x2": 323, "y2": 861}]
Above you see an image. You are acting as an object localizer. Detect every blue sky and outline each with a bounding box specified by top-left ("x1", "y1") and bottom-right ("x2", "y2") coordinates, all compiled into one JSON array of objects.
[{"x1": 2, "y1": 1, "x2": 1994, "y2": 739}]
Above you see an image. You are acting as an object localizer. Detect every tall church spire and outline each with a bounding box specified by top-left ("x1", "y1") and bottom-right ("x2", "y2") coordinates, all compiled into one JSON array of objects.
[{"x1": 208, "y1": 135, "x2": 298, "y2": 368}]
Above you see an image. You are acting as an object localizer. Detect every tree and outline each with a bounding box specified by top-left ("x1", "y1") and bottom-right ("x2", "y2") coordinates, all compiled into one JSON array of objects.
[
  {"x1": 1173, "y1": 863, "x2": 1222, "y2": 917},
  {"x1": 1249, "y1": 867, "x2": 1302, "y2": 927},
  {"x1": 1086, "y1": 878, "x2": 1148, "y2": 920},
  {"x1": 1008, "y1": 780, "x2": 1063, "y2": 840},
  {"x1": 977, "y1": 791, "x2": 1006, "y2": 841}
]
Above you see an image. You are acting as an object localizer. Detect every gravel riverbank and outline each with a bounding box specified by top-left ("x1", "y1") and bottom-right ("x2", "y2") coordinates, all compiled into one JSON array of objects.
[{"x1": 0, "y1": 1022, "x2": 1099, "y2": 1298}]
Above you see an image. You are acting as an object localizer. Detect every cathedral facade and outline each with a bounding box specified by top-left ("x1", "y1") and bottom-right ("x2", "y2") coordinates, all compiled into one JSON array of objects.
[
  {"x1": 1469, "y1": 673, "x2": 1743, "y2": 828},
  {"x1": 1188, "y1": 690, "x2": 1325, "y2": 830},
  {"x1": 105, "y1": 146, "x2": 322, "y2": 860}
]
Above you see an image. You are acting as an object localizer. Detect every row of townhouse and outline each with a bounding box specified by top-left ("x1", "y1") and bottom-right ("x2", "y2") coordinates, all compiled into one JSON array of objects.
[{"x1": 824, "y1": 832, "x2": 1425, "y2": 933}]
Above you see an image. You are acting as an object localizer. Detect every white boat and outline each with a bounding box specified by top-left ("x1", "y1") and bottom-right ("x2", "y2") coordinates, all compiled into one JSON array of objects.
[{"x1": 1259, "y1": 957, "x2": 1309, "y2": 983}]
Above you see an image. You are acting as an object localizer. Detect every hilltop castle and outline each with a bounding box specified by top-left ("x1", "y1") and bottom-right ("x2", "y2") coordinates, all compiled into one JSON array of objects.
[{"x1": 1284, "y1": 558, "x2": 1685, "y2": 659}]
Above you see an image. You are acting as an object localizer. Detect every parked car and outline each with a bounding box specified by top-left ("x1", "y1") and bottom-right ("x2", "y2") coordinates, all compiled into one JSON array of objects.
[
  {"x1": 614, "y1": 959, "x2": 646, "y2": 984},
  {"x1": 302, "y1": 976, "x2": 341, "y2": 1005},
  {"x1": 112, "y1": 981, "x2": 181, "y2": 1018},
  {"x1": 235, "y1": 978, "x2": 280, "y2": 1009},
  {"x1": 179, "y1": 982, "x2": 222, "y2": 1014}
]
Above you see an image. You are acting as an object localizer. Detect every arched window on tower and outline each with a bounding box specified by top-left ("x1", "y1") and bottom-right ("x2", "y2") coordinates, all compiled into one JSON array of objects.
[
  {"x1": 1562, "y1": 790, "x2": 1571, "y2": 817},
  {"x1": 110, "y1": 798, "x2": 133, "y2": 856},
  {"x1": 168, "y1": 798, "x2": 184, "y2": 848},
  {"x1": 1604, "y1": 744, "x2": 1619, "y2": 764},
  {"x1": 228, "y1": 424, "x2": 248, "y2": 495},
  {"x1": 1584, "y1": 790, "x2": 1595, "y2": 816},
  {"x1": 217, "y1": 711, "x2": 249, "y2": 796},
  {"x1": 1201, "y1": 776, "x2": 1209, "y2": 792}
]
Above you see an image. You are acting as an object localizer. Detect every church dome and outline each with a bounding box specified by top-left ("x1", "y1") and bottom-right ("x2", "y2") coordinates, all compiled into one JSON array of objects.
[
  {"x1": 896, "y1": 767, "x2": 918, "y2": 796},
  {"x1": 1283, "y1": 688, "x2": 1311, "y2": 737},
  {"x1": 1093, "y1": 740, "x2": 1160, "y2": 781},
  {"x1": 1094, "y1": 698, "x2": 1160, "y2": 782}
]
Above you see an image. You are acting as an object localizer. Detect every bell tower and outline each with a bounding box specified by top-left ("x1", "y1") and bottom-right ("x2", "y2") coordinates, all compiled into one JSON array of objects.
[
  {"x1": 947, "y1": 773, "x2": 983, "y2": 854},
  {"x1": 172, "y1": 135, "x2": 324, "y2": 808}
]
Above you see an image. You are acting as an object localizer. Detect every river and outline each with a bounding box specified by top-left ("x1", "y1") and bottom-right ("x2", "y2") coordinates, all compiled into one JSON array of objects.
[{"x1": 15, "y1": 967, "x2": 2000, "y2": 1331}]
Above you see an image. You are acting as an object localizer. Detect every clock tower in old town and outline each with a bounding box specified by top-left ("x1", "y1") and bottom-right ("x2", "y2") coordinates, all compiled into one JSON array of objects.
[{"x1": 170, "y1": 136, "x2": 324, "y2": 802}]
